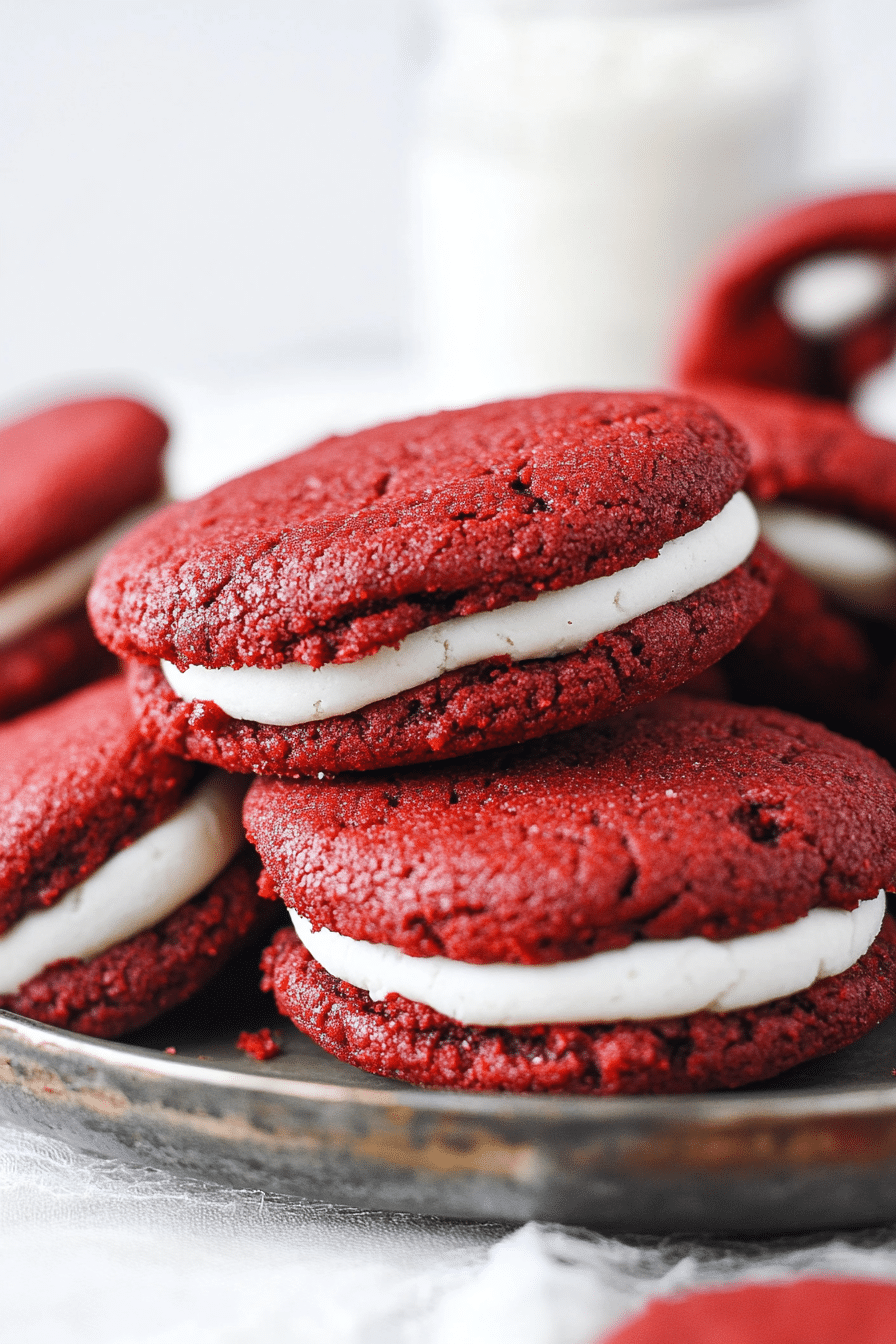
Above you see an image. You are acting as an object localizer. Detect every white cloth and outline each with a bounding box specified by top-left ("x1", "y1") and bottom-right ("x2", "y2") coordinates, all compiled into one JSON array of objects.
[{"x1": 5, "y1": 1122, "x2": 896, "y2": 1344}]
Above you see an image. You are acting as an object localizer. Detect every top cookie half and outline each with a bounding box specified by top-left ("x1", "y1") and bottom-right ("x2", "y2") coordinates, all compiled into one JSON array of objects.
[{"x1": 89, "y1": 392, "x2": 773, "y2": 774}]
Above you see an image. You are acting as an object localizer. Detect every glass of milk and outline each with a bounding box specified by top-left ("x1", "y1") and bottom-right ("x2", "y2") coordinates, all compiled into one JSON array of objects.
[{"x1": 412, "y1": 0, "x2": 808, "y2": 401}]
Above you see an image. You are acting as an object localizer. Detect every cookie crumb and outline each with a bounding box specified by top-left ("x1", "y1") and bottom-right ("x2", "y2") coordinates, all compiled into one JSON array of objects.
[{"x1": 236, "y1": 1028, "x2": 281, "y2": 1061}]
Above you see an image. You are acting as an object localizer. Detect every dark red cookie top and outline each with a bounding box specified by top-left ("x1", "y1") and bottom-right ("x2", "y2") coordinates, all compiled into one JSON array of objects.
[
  {"x1": 89, "y1": 392, "x2": 748, "y2": 671},
  {"x1": 602, "y1": 1279, "x2": 896, "y2": 1344},
  {"x1": 2, "y1": 396, "x2": 168, "y2": 589},
  {"x1": 673, "y1": 190, "x2": 896, "y2": 401},
  {"x1": 0, "y1": 677, "x2": 194, "y2": 935},
  {"x1": 689, "y1": 381, "x2": 896, "y2": 533},
  {"x1": 244, "y1": 697, "x2": 896, "y2": 965}
]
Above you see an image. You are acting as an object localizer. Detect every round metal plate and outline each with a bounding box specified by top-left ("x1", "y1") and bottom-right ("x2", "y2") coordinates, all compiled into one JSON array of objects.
[{"x1": 3, "y1": 940, "x2": 896, "y2": 1235}]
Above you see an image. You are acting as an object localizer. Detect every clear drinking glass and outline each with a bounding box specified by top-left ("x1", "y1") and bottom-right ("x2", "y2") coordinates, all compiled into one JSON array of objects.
[{"x1": 412, "y1": 0, "x2": 809, "y2": 399}]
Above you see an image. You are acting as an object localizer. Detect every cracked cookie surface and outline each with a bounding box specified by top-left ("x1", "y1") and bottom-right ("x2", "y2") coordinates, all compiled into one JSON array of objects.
[{"x1": 89, "y1": 391, "x2": 749, "y2": 670}]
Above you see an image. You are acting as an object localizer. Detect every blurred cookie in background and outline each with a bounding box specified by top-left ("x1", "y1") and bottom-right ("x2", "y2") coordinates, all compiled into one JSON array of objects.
[
  {"x1": 671, "y1": 192, "x2": 896, "y2": 760},
  {"x1": 722, "y1": 556, "x2": 896, "y2": 763},
  {"x1": 684, "y1": 384, "x2": 896, "y2": 762},
  {"x1": 673, "y1": 190, "x2": 896, "y2": 402},
  {"x1": 0, "y1": 395, "x2": 168, "y2": 721},
  {"x1": 600, "y1": 1278, "x2": 896, "y2": 1344}
]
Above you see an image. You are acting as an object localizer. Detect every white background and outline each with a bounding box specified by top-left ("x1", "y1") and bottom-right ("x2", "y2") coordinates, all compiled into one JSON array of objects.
[{"x1": 0, "y1": 0, "x2": 893, "y2": 410}]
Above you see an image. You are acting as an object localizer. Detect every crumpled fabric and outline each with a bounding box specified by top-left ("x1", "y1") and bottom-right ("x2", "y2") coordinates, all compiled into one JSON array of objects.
[{"x1": 4, "y1": 1121, "x2": 896, "y2": 1344}]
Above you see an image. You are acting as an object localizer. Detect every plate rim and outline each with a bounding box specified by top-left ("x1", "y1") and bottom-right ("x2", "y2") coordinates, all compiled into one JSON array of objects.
[{"x1": 5, "y1": 1006, "x2": 896, "y2": 1123}]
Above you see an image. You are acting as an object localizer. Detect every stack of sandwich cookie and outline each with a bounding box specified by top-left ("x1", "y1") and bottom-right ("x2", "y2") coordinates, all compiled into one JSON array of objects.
[
  {"x1": 0, "y1": 678, "x2": 262, "y2": 1037},
  {"x1": 88, "y1": 391, "x2": 775, "y2": 775},
  {"x1": 1, "y1": 396, "x2": 168, "y2": 721},
  {"x1": 250, "y1": 698, "x2": 896, "y2": 1093}
]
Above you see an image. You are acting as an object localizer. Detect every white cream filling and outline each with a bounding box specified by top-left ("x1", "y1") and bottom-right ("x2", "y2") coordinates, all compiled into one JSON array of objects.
[
  {"x1": 290, "y1": 890, "x2": 885, "y2": 1027},
  {"x1": 162, "y1": 491, "x2": 759, "y2": 726},
  {"x1": 0, "y1": 500, "x2": 161, "y2": 646},
  {"x1": 0, "y1": 770, "x2": 247, "y2": 995},
  {"x1": 758, "y1": 502, "x2": 896, "y2": 620},
  {"x1": 777, "y1": 252, "x2": 896, "y2": 339}
]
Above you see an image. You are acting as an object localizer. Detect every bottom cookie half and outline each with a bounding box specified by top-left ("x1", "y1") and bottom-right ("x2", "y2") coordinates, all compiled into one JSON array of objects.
[{"x1": 261, "y1": 916, "x2": 896, "y2": 1094}]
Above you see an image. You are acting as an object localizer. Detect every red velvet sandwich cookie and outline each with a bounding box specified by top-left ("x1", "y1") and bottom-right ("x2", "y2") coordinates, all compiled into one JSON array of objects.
[
  {"x1": 0, "y1": 677, "x2": 262, "y2": 1038},
  {"x1": 668, "y1": 195, "x2": 896, "y2": 755},
  {"x1": 672, "y1": 193, "x2": 896, "y2": 610},
  {"x1": 600, "y1": 1279, "x2": 896, "y2": 1344},
  {"x1": 0, "y1": 396, "x2": 168, "y2": 721},
  {"x1": 89, "y1": 391, "x2": 774, "y2": 776},
  {"x1": 673, "y1": 191, "x2": 896, "y2": 401},
  {"x1": 250, "y1": 697, "x2": 896, "y2": 1093},
  {"x1": 671, "y1": 367, "x2": 896, "y2": 757}
]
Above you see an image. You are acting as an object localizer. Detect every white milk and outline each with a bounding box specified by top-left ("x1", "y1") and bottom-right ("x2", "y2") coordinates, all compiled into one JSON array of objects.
[{"x1": 412, "y1": 0, "x2": 807, "y2": 399}]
